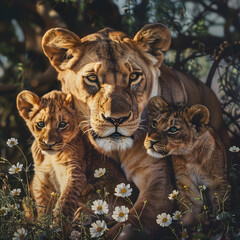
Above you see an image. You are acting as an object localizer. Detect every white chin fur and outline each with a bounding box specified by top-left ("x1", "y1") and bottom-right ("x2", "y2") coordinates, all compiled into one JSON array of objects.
[
  {"x1": 95, "y1": 137, "x2": 133, "y2": 152},
  {"x1": 147, "y1": 149, "x2": 164, "y2": 159},
  {"x1": 41, "y1": 150, "x2": 58, "y2": 156}
]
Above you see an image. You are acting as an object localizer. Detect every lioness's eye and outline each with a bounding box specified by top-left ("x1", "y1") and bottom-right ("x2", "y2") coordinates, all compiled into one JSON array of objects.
[
  {"x1": 168, "y1": 126, "x2": 178, "y2": 134},
  {"x1": 86, "y1": 74, "x2": 98, "y2": 82},
  {"x1": 129, "y1": 72, "x2": 141, "y2": 82},
  {"x1": 58, "y1": 121, "x2": 68, "y2": 129},
  {"x1": 36, "y1": 121, "x2": 45, "y2": 129},
  {"x1": 151, "y1": 119, "x2": 158, "y2": 128}
]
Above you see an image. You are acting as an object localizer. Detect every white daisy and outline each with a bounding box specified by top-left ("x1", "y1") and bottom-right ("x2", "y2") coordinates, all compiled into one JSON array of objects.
[
  {"x1": 168, "y1": 190, "x2": 179, "y2": 200},
  {"x1": 94, "y1": 168, "x2": 106, "y2": 178},
  {"x1": 112, "y1": 205, "x2": 129, "y2": 222},
  {"x1": 91, "y1": 199, "x2": 109, "y2": 215},
  {"x1": 229, "y1": 146, "x2": 240, "y2": 153},
  {"x1": 0, "y1": 206, "x2": 8, "y2": 216},
  {"x1": 114, "y1": 183, "x2": 132, "y2": 198},
  {"x1": 156, "y1": 213, "x2": 172, "y2": 227},
  {"x1": 10, "y1": 188, "x2": 21, "y2": 196},
  {"x1": 12, "y1": 227, "x2": 27, "y2": 240},
  {"x1": 172, "y1": 210, "x2": 182, "y2": 220},
  {"x1": 7, "y1": 138, "x2": 18, "y2": 148},
  {"x1": 199, "y1": 185, "x2": 207, "y2": 191},
  {"x1": 69, "y1": 230, "x2": 81, "y2": 240},
  {"x1": 89, "y1": 220, "x2": 107, "y2": 238},
  {"x1": 9, "y1": 162, "x2": 23, "y2": 175},
  {"x1": 181, "y1": 229, "x2": 189, "y2": 239}
]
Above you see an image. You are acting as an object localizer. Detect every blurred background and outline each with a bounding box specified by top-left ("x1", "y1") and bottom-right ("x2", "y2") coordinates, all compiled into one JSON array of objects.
[{"x1": 0, "y1": 0, "x2": 239, "y2": 181}]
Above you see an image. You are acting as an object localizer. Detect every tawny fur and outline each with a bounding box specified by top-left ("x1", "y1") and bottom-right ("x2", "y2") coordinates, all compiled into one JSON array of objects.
[
  {"x1": 41, "y1": 24, "x2": 229, "y2": 237},
  {"x1": 145, "y1": 97, "x2": 229, "y2": 225},
  {"x1": 17, "y1": 90, "x2": 132, "y2": 221}
]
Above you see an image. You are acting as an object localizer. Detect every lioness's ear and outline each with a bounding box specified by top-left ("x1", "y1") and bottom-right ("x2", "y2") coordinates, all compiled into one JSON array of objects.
[
  {"x1": 42, "y1": 28, "x2": 81, "y2": 72},
  {"x1": 64, "y1": 93, "x2": 74, "y2": 109},
  {"x1": 188, "y1": 105, "x2": 210, "y2": 132},
  {"x1": 134, "y1": 23, "x2": 171, "y2": 67},
  {"x1": 148, "y1": 96, "x2": 169, "y2": 114},
  {"x1": 17, "y1": 91, "x2": 40, "y2": 120}
]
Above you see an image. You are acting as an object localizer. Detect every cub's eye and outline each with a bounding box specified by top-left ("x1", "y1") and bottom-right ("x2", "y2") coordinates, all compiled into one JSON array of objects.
[
  {"x1": 129, "y1": 72, "x2": 141, "y2": 82},
  {"x1": 58, "y1": 121, "x2": 68, "y2": 129},
  {"x1": 151, "y1": 119, "x2": 158, "y2": 128},
  {"x1": 36, "y1": 121, "x2": 45, "y2": 129},
  {"x1": 168, "y1": 126, "x2": 178, "y2": 134},
  {"x1": 86, "y1": 74, "x2": 98, "y2": 82}
]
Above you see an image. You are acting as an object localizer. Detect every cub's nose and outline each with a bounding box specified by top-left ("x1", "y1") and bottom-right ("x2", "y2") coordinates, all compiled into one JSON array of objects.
[
  {"x1": 148, "y1": 139, "x2": 157, "y2": 148},
  {"x1": 44, "y1": 140, "x2": 57, "y2": 147}
]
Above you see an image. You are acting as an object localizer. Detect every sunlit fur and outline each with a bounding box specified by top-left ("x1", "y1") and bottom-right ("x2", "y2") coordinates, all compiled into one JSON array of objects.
[
  {"x1": 145, "y1": 97, "x2": 229, "y2": 226},
  {"x1": 41, "y1": 24, "x2": 229, "y2": 236},
  {"x1": 17, "y1": 90, "x2": 131, "y2": 221}
]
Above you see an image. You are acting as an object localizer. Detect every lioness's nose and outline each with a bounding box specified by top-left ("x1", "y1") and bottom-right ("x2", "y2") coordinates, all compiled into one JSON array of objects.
[{"x1": 102, "y1": 112, "x2": 131, "y2": 126}]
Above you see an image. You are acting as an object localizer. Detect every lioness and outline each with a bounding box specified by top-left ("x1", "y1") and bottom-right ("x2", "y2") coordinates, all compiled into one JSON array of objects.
[
  {"x1": 41, "y1": 23, "x2": 228, "y2": 239},
  {"x1": 144, "y1": 96, "x2": 229, "y2": 226}
]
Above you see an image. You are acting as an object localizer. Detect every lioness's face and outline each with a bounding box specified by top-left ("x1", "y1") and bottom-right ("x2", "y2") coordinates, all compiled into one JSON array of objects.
[
  {"x1": 42, "y1": 25, "x2": 171, "y2": 152},
  {"x1": 61, "y1": 45, "x2": 158, "y2": 152}
]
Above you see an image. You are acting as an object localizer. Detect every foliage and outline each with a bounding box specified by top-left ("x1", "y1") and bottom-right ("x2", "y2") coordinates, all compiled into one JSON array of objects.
[{"x1": 1, "y1": 141, "x2": 240, "y2": 239}]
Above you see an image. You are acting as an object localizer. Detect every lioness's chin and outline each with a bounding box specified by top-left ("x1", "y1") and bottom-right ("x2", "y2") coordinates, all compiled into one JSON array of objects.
[
  {"x1": 146, "y1": 149, "x2": 166, "y2": 159},
  {"x1": 95, "y1": 137, "x2": 134, "y2": 152}
]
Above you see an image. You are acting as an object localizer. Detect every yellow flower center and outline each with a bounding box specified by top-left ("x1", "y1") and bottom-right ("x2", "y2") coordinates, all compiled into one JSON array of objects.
[
  {"x1": 10, "y1": 141, "x2": 15, "y2": 145},
  {"x1": 182, "y1": 232, "x2": 187, "y2": 237},
  {"x1": 119, "y1": 212, "x2": 124, "y2": 217},
  {"x1": 97, "y1": 227, "x2": 102, "y2": 233},
  {"x1": 162, "y1": 218, "x2": 167, "y2": 222},
  {"x1": 14, "y1": 168, "x2": 19, "y2": 173},
  {"x1": 97, "y1": 206, "x2": 103, "y2": 210},
  {"x1": 121, "y1": 188, "x2": 127, "y2": 193},
  {"x1": 98, "y1": 172, "x2": 103, "y2": 176},
  {"x1": 176, "y1": 214, "x2": 180, "y2": 218},
  {"x1": 14, "y1": 191, "x2": 18, "y2": 196},
  {"x1": 172, "y1": 194, "x2": 176, "y2": 198}
]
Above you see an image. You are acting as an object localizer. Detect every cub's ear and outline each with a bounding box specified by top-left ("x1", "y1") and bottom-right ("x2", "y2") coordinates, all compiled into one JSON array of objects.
[
  {"x1": 134, "y1": 23, "x2": 171, "y2": 67},
  {"x1": 42, "y1": 28, "x2": 81, "y2": 72},
  {"x1": 188, "y1": 105, "x2": 210, "y2": 132},
  {"x1": 64, "y1": 93, "x2": 74, "y2": 109},
  {"x1": 17, "y1": 91, "x2": 40, "y2": 120},
  {"x1": 148, "y1": 96, "x2": 169, "y2": 115}
]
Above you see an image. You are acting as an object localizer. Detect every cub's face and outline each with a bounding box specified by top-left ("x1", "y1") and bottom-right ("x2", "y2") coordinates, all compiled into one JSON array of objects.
[
  {"x1": 41, "y1": 24, "x2": 171, "y2": 153},
  {"x1": 17, "y1": 91, "x2": 79, "y2": 155},
  {"x1": 144, "y1": 97, "x2": 210, "y2": 158}
]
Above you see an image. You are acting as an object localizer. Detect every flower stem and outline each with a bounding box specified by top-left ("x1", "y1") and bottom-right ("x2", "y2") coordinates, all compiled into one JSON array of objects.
[
  {"x1": 16, "y1": 145, "x2": 30, "y2": 194},
  {"x1": 169, "y1": 225, "x2": 178, "y2": 239},
  {"x1": 126, "y1": 197, "x2": 144, "y2": 232}
]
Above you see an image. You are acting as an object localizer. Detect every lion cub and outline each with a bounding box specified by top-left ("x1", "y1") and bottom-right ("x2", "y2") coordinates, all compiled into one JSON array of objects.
[
  {"x1": 17, "y1": 90, "x2": 131, "y2": 220},
  {"x1": 144, "y1": 96, "x2": 228, "y2": 225}
]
